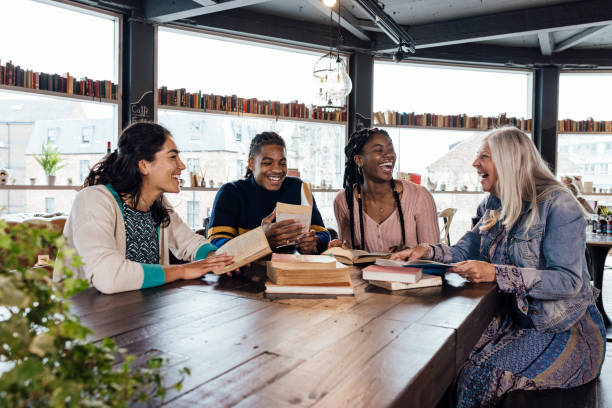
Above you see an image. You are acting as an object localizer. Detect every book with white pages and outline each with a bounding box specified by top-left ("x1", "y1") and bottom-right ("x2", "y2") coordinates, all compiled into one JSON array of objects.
[
  {"x1": 275, "y1": 202, "x2": 311, "y2": 244},
  {"x1": 212, "y1": 226, "x2": 272, "y2": 275},
  {"x1": 368, "y1": 274, "x2": 443, "y2": 291}
]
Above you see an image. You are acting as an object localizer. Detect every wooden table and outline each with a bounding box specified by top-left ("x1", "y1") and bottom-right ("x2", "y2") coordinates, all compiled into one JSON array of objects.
[
  {"x1": 586, "y1": 233, "x2": 612, "y2": 341},
  {"x1": 70, "y1": 267, "x2": 498, "y2": 407}
]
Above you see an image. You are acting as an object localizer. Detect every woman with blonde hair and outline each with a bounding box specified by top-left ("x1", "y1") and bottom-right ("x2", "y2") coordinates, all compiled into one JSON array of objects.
[{"x1": 392, "y1": 127, "x2": 605, "y2": 407}]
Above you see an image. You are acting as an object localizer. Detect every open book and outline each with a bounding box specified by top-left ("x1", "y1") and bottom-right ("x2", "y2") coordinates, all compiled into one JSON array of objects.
[
  {"x1": 322, "y1": 247, "x2": 390, "y2": 265},
  {"x1": 276, "y1": 202, "x2": 311, "y2": 243},
  {"x1": 212, "y1": 227, "x2": 272, "y2": 275}
]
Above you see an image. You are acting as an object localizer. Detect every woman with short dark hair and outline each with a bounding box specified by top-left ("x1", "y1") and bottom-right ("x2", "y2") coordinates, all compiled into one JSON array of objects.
[{"x1": 63, "y1": 122, "x2": 233, "y2": 294}]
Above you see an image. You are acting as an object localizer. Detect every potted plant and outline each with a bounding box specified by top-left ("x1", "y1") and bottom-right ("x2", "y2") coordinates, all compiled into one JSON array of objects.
[
  {"x1": 0, "y1": 219, "x2": 189, "y2": 406},
  {"x1": 34, "y1": 143, "x2": 66, "y2": 186}
]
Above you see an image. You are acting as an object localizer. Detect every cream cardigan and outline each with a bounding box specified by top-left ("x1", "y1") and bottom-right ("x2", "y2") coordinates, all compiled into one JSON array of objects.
[{"x1": 63, "y1": 185, "x2": 215, "y2": 294}]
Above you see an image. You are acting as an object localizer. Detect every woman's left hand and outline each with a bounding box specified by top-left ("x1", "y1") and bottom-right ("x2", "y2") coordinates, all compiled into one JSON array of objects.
[
  {"x1": 297, "y1": 231, "x2": 317, "y2": 254},
  {"x1": 448, "y1": 260, "x2": 496, "y2": 283}
]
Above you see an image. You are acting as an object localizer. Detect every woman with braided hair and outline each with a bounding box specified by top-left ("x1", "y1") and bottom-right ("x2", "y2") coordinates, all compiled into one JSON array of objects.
[{"x1": 332, "y1": 128, "x2": 439, "y2": 252}]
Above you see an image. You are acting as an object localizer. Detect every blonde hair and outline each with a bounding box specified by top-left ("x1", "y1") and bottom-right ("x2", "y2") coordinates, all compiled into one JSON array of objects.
[{"x1": 480, "y1": 127, "x2": 563, "y2": 232}]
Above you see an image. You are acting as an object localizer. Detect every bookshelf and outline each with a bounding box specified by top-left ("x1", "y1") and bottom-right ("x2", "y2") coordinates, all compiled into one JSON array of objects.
[
  {"x1": 0, "y1": 185, "x2": 81, "y2": 191},
  {"x1": 376, "y1": 123, "x2": 491, "y2": 132},
  {"x1": 0, "y1": 185, "x2": 343, "y2": 193},
  {"x1": 0, "y1": 84, "x2": 118, "y2": 105},
  {"x1": 373, "y1": 110, "x2": 532, "y2": 132},
  {"x1": 0, "y1": 60, "x2": 119, "y2": 101},
  {"x1": 157, "y1": 86, "x2": 347, "y2": 124},
  {"x1": 558, "y1": 131, "x2": 612, "y2": 135},
  {"x1": 157, "y1": 104, "x2": 347, "y2": 125},
  {"x1": 558, "y1": 119, "x2": 612, "y2": 133}
]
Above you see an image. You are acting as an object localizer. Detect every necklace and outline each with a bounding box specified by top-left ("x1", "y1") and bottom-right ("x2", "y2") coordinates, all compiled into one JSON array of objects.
[{"x1": 364, "y1": 193, "x2": 385, "y2": 214}]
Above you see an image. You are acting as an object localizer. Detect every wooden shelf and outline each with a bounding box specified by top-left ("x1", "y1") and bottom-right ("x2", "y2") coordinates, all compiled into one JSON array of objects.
[
  {"x1": 0, "y1": 185, "x2": 342, "y2": 193},
  {"x1": 0, "y1": 185, "x2": 81, "y2": 190},
  {"x1": 374, "y1": 123, "x2": 532, "y2": 132},
  {"x1": 558, "y1": 131, "x2": 612, "y2": 134},
  {"x1": 431, "y1": 190, "x2": 486, "y2": 194},
  {"x1": 157, "y1": 104, "x2": 347, "y2": 125},
  {"x1": 0, "y1": 84, "x2": 119, "y2": 104}
]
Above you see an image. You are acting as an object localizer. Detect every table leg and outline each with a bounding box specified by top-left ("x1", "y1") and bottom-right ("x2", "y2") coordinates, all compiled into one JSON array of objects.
[{"x1": 588, "y1": 245, "x2": 612, "y2": 341}]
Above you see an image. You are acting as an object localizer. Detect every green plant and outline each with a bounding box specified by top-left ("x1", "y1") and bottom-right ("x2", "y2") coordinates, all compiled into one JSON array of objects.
[
  {"x1": 0, "y1": 220, "x2": 189, "y2": 407},
  {"x1": 34, "y1": 143, "x2": 66, "y2": 176},
  {"x1": 600, "y1": 206, "x2": 611, "y2": 217}
]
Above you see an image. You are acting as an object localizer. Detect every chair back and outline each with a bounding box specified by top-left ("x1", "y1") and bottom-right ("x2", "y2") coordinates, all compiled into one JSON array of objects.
[{"x1": 438, "y1": 208, "x2": 457, "y2": 246}]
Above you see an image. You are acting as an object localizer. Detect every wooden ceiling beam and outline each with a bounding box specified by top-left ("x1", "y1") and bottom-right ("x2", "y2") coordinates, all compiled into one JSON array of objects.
[
  {"x1": 304, "y1": 0, "x2": 370, "y2": 41},
  {"x1": 182, "y1": 9, "x2": 372, "y2": 51},
  {"x1": 375, "y1": 0, "x2": 612, "y2": 52},
  {"x1": 145, "y1": 0, "x2": 273, "y2": 23}
]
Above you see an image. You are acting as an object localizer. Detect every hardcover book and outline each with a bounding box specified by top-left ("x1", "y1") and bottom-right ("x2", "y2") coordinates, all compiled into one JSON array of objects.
[{"x1": 361, "y1": 264, "x2": 422, "y2": 284}]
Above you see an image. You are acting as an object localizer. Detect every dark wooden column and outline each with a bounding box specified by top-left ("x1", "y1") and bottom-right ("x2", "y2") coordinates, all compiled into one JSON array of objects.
[
  {"x1": 533, "y1": 67, "x2": 560, "y2": 172},
  {"x1": 348, "y1": 52, "x2": 374, "y2": 137},
  {"x1": 122, "y1": 18, "x2": 156, "y2": 128}
]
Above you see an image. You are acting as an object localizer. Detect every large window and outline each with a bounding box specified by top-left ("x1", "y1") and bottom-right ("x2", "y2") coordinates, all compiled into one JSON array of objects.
[
  {"x1": 558, "y1": 72, "x2": 612, "y2": 192},
  {"x1": 374, "y1": 61, "x2": 533, "y2": 242},
  {"x1": 157, "y1": 28, "x2": 346, "y2": 230},
  {"x1": 0, "y1": 1, "x2": 120, "y2": 215}
]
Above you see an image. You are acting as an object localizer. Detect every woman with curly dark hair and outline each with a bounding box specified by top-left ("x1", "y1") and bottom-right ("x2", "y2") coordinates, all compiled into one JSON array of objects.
[{"x1": 64, "y1": 122, "x2": 233, "y2": 294}]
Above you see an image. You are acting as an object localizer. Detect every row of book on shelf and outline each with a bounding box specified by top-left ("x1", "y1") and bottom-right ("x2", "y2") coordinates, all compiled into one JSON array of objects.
[
  {"x1": 373, "y1": 110, "x2": 533, "y2": 131},
  {"x1": 0, "y1": 60, "x2": 118, "y2": 100},
  {"x1": 158, "y1": 86, "x2": 347, "y2": 122},
  {"x1": 557, "y1": 118, "x2": 612, "y2": 133},
  {"x1": 205, "y1": 201, "x2": 449, "y2": 296}
]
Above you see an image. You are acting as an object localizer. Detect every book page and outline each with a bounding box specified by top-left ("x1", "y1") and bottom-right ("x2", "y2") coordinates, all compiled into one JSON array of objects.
[
  {"x1": 213, "y1": 227, "x2": 272, "y2": 275},
  {"x1": 276, "y1": 202, "x2": 311, "y2": 240},
  {"x1": 271, "y1": 253, "x2": 336, "y2": 264}
]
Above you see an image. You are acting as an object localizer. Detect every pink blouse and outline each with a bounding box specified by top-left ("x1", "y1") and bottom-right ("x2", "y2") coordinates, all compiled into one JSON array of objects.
[{"x1": 333, "y1": 180, "x2": 440, "y2": 252}]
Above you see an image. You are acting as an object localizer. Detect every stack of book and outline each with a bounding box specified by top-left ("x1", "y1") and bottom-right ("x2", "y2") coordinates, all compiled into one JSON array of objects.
[
  {"x1": 362, "y1": 259, "x2": 446, "y2": 291},
  {"x1": 265, "y1": 254, "x2": 354, "y2": 296}
]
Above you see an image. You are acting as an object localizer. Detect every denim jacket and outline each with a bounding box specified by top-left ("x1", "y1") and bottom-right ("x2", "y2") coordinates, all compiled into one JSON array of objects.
[{"x1": 432, "y1": 189, "x2": 598, "y2": 333}]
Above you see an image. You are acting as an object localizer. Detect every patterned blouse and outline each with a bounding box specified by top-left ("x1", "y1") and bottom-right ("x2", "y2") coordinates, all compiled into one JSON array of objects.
[{"x1": 123, "y1": 203, "x2": 160, "y2": 265}]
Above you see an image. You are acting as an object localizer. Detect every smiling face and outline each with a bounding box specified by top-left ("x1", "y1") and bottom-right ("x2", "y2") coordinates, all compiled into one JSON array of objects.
[
  {"x1": 249, "y1": 144, "x2": 287, "y2": 191},
  {"x1": 473, "y1": 141, "x2": 498, "y2": 194},
  {"x1": 140, "y1": 135, "x2": 186, "y2": 195},
  {"x1": 354, "y1": 132, "x2": 396, "y2": 182}
]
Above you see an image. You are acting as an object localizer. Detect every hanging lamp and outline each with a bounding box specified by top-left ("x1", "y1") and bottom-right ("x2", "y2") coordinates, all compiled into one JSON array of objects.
[{"x1": 312, "y1": 0, "x2": 352, "y2": 110}]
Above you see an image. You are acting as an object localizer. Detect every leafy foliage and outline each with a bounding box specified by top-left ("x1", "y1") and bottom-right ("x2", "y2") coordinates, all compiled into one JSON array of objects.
[
  {"x1": 34, "y1": 143, "x2": 66, "y2": 176},
  {"x1": 0, "y1": 220, "x2": 188, "y2": 407}
]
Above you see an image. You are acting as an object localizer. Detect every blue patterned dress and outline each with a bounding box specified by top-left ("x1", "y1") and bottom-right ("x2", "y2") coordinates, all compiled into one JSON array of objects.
[
  {"x1": 123, "y1": 203, "x2": 160, "y2": 265},
  {"x1": 455, "y1": 229, "x2": 606, "y2": 407}
]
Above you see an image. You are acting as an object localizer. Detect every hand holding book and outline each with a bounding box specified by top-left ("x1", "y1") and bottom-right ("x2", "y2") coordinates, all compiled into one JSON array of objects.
[
  {"x1": 296, "y1": 230, "x2": 317, "y2": 254},
  {"x1": 261, "y1": 209, "x2": 305, "y2": 248}
]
